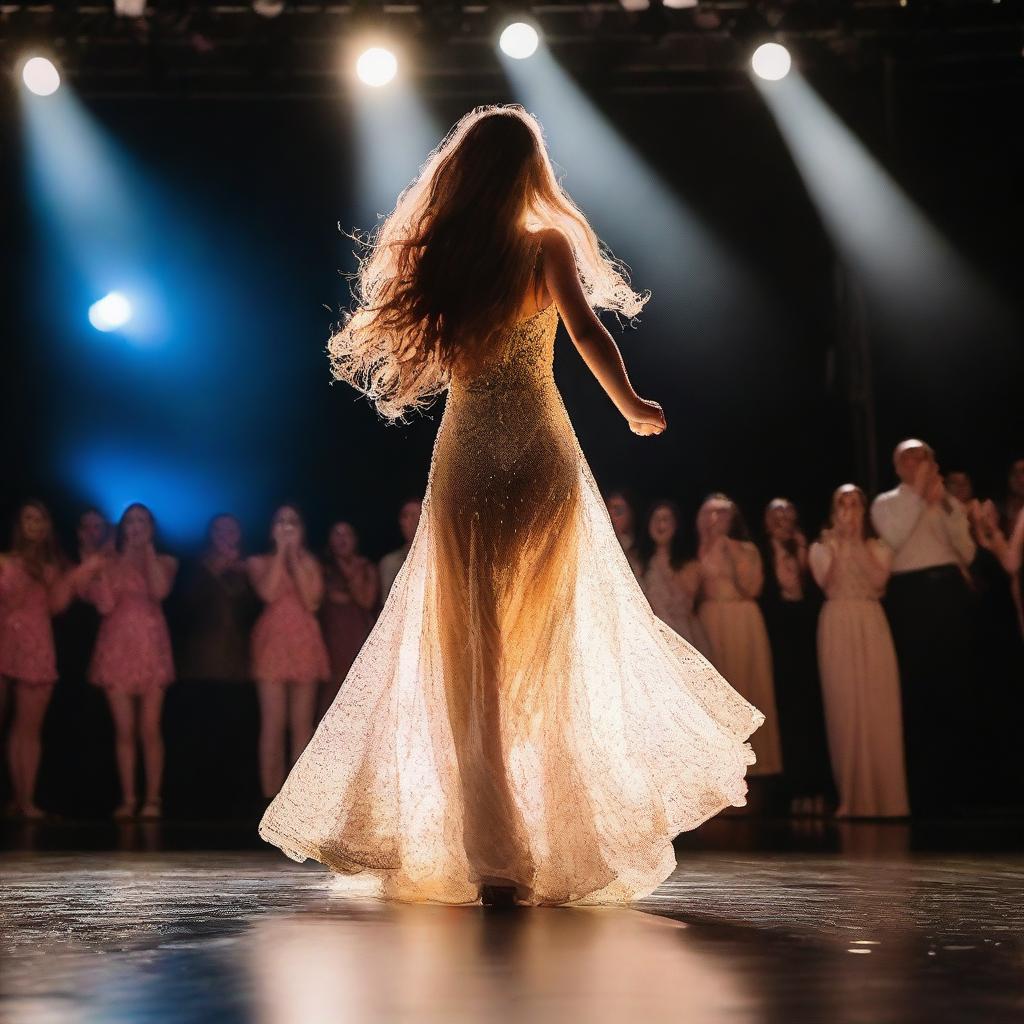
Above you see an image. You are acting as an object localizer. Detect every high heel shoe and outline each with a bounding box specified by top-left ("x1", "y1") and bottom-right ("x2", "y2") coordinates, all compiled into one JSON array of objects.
[{"x1": 138, "y1": 800, "x2": 162, "y2": 820}]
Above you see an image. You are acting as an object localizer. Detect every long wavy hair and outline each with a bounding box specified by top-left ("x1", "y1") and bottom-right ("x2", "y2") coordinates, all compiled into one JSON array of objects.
[
  {"x1": 115, "y1": 502, "x2": 161, "y2": 554},
  {"x1": 10, "y1": 499, "x2": 65, "y2": 581},
  {"x1": 328, "y1": 104, "x2": 649, "y2": 421},
  {"x1": 639, "y1": 499, "x2": 697, "y2": 572}
]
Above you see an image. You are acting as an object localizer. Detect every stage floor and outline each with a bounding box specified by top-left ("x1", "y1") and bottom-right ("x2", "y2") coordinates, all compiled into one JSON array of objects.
[{"x1": 2, "y1": 833, "x2": 1021, "y2": 1023}]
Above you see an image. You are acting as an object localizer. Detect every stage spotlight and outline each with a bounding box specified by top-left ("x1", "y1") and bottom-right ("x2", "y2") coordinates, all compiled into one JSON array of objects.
[
  {"x1": 253, "y1": 0, "x2": 285, "y2": 15},
  {"x1": 113, "y1": 0, "x2": 147, "y2": 15},
  {"x1": 499, "y1": 22, "x2": 539, "y2": 60},
  {"x1": 89, "y1": 292, "x2": 133, "y2": 332},
  {"x1": 356, "y1": 47, "x2": 398, "y2": 87},
  {"x1": 22, "y1": 57, "x2": 61, "y2": 97},
  {"x1": 751, "y1": 42, "x2": 791, "y2": 81}
]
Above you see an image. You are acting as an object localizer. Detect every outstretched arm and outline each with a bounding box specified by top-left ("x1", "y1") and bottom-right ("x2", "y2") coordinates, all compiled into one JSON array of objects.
[{"x1": 541, "y1": 228, "x2": 665, "y2": 436}]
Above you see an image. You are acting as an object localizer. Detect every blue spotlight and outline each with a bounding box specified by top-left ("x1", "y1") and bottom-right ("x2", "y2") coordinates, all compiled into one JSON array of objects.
[
  {"x1": 66, "y1": 442, "x2": 251, "y2": 546},
  {"x1": 89, "y1": 291, "x2": 133, "y2": 332}
]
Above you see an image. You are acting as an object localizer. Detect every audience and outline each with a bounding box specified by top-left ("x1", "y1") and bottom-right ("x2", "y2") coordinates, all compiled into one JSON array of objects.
[
  {"x1": 2, "y1": 447, "x2": 1022, "y2": 824},
  {"x1": 810, "y1": 486, "x2": 908, "y2": 818},
  {"x1": 379, "y1": 499, "x2": 422, "y2": 602},
  {"x1": 86, "y1": 503, "x2": 177, "y2": 820},
  {"x1": 168, "y1": 513, "x2": 260, "y2": 818},
  {"x1": 178, "y1": 514, "x2": 257, "y2": 685},
  {"x1": 639, "y1": 500, "x2": 711, "y2": 657},
  {"x1": 695, "y1": 493, "x2": 784, "y2": 782},
  {"x1": 871, "y1": 439, "x2": 975, "y2": 814},
  {"x1": 759, "y1": 498, "x2": 832, "y2": 816},
  {"x1": 606, "y1": 489, "x2": 644, "y2": 579},
  {"x1": 247, "y1": 505, "x2": 330, "y2": 801},
  {"x1": 319, "y1": 521, "x2": 377, "y2": 720},
  {"x1": 0, "y1": 501, "x2": 104, "y2": 818}
]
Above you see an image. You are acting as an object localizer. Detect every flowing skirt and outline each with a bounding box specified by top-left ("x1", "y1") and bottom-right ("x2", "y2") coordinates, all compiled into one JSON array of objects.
[{"x1": 260, "y1": 392, "x2": 762, "y2": 905}]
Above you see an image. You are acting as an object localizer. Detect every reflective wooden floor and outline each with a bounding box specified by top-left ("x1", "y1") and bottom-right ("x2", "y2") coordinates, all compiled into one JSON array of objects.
[{"x1": 2, "y1": 826, "x2": 1022, "y2": 1023}]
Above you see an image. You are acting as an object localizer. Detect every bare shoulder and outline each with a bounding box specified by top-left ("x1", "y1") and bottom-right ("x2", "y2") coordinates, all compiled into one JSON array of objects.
[
  {"x1": 246, "y1": 554, "x2": 267, "y2": 574},
  {"x1": 536, "y1": 226, "x2": 573, "y2": 262},
  {"x1": 159, "y1": 554, "x2": 178, "y2": 573}
]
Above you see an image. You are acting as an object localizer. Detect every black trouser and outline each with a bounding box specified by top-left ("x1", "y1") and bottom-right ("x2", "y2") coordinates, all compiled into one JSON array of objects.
[{"x1": 885, "y1": 564, "x2": 973, "y2": 816}]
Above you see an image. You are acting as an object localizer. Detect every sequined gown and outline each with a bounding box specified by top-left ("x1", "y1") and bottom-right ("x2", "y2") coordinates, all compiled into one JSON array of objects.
[{"x1": 260, "y1": 302, "x2": 763, "y2": 905}]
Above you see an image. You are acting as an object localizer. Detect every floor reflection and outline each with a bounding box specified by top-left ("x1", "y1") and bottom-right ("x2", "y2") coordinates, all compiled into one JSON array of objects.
[
  {"x1": 248, "y1": 903, "x2": 755, "y2": 1024},
  {"x1": 2, "y1": 847, "x2": 1021, "y2": 1023}
]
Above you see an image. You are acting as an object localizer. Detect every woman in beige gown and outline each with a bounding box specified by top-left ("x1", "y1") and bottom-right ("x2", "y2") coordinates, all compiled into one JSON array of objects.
[
  {"x1": 259, "y1": 105, "x2": 763, "y2": 907},
  {"x1": 696, "y1": 494, "x2": 783, "y2": 777},
  {"x1": 809, "y1": 485, "x2": 909, "y2": 818}
]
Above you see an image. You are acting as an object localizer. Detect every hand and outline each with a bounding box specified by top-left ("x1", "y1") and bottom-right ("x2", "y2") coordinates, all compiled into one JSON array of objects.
[
  {"x1": 925, "y1": 473, "x2": 946, "y2": 505},
  {"x1": 972, "y1": 499, "x2": 999, "y2": 544},
  {"x1": 912, "y1": 457, "x2": 935, "y2": 496},
  {"x1": 625, "y1": 398, "x2": 666, "y2": 437},
  {"x1": 272, "y1": 523, "x2": 296, "y2": 553},
  {"x1": 77, "y1": 553, "x2": 107, "y2": 580}
]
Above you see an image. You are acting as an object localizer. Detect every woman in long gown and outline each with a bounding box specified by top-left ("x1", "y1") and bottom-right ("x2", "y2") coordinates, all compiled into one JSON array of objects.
[
  {"x1": 259, "y1": 105, "x2": 763, "y2": 906},
  {"x1": 758, "y1": 498, "x2": 832, "y2": 814},
  {"x1": 696, "y1": 494, "x2": 783, "y2": 778},
  {"x1": 808, "y1": 485, "x2": 908, "y2": 819}
]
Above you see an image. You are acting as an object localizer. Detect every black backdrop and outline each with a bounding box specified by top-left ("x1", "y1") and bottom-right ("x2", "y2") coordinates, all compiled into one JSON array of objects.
[{"x1": 1, "y1": 68, "x2": 1021, "y2": 559}]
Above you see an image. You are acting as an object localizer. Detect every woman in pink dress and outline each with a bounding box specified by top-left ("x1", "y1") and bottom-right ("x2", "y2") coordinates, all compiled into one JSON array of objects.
[
  {"x1": 87, "y1": 503, "x2": 178, "y2": 820},
  {"x1": 696, "y1": 493, "x2": 783, "y2": 778},
  {"x1": 1, "y1": 500, "x2": 105, "y2": 818},
  {"x1": 640, "y1": 500, "x2": 711, "y2": 657},
  {"x1": 248, "y1": 505, "x2": 330, "y2": 800},
  {"x1": 809, "y1": 485, "x2": 909, "y2": 818},
  {"x1": 318, "y1": 521, "x2": 377, "y2": 720}
]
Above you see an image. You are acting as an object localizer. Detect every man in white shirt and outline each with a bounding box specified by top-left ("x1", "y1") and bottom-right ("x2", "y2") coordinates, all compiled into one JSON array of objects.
[
  {"x1": 871, "y1": 439, "x2": 976, "y2": 815},
  {"x1": 378, "y1": 498, "x2": 422, "y2": 604}
]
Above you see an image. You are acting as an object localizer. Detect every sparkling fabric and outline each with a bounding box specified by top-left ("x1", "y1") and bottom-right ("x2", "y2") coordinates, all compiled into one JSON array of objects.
[{"x1": 260, "y1": 303, "x2": 763, "y2": 905}]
